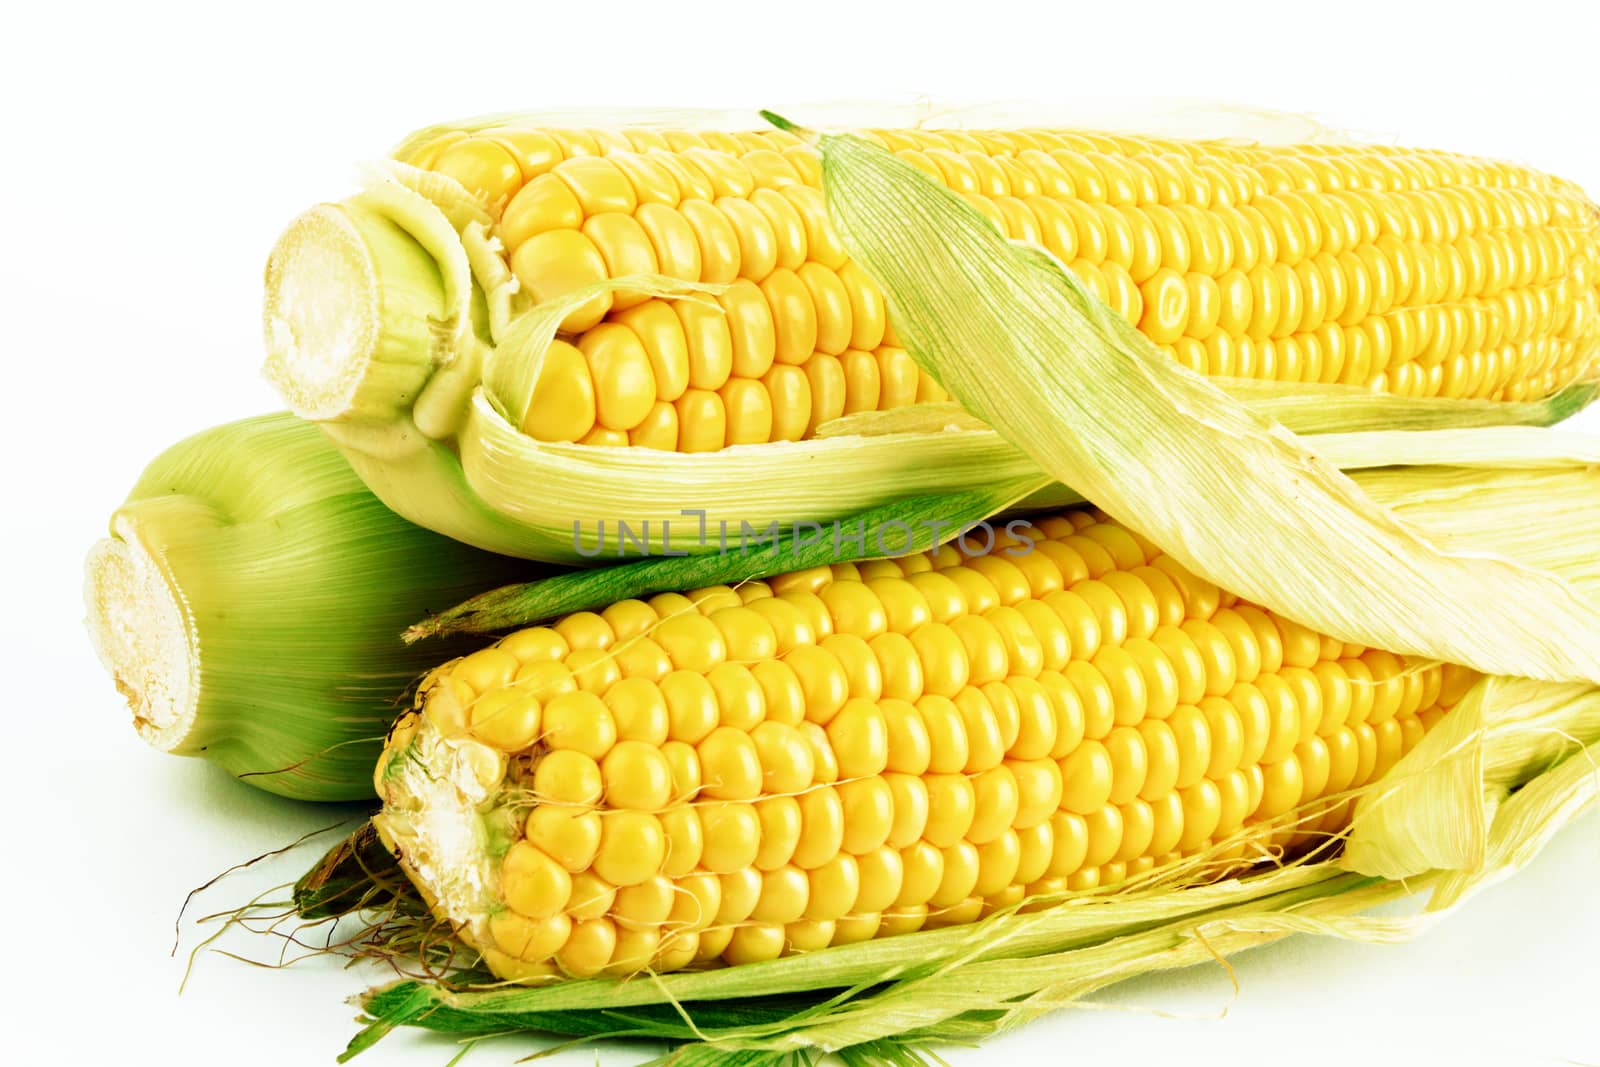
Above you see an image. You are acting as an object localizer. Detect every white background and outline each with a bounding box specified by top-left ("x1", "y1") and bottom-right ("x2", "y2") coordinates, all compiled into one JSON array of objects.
[{"x1": 5, "y1": 1, "x2": 1599, "y2": 1062}]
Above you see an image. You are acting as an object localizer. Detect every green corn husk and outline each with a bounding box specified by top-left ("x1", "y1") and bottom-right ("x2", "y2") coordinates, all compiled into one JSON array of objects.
[
  {"x1": 259, "y1": 115, "x2": 1594, "y2": 564},
  {"x1": 84, "y1": 414, "x2": 529, "y2": 801}
]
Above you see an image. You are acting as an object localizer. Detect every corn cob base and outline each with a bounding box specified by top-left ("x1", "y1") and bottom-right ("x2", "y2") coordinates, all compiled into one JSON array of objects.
[
  {"x1": 85, "y1": 415, "x2": 532, "y2": 800},
  {"x1": 86, "y1": 517, "x2": 198, "y2": 750},
  {"x1": 374, "y1": 508, "x2": 1476, "y2": 980}
]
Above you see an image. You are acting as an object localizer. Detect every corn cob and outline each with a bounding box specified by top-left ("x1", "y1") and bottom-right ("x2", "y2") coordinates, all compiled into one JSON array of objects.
[
  {"x1": 398, "y1": 123, "x2": 1600, "y2": 452},
  {"x1": 374, "y1": 507, "x2": 1472, "y2": 980}
]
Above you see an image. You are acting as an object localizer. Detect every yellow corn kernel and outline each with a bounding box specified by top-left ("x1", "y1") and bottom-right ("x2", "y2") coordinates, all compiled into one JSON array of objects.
[
  {"x1": 659, "y1": 805, "x2": 703, "y2": 877},
  {"x1": 556, "y1": 917, "x2": 616, "y2": 977},
  {"x1": 751, "y1": 865, "x2": 810, "y2": 924},
  {"x1": 602, "y1": 741, "x2": 673, "y2": 810},
  {"x1": 787, "y1": 785, "x2": 842, "y2": 869},
  {"x1": 670, "y1": 871, "x2": 721, "y2": 931},
  {"x1": 697, "y1": 726, "x2": 764, "y2": 800},
  {"x1": 500, "y1": 841, "x2": 572, "y2": 919},
  {"x1": 724, "y1": 923, "x2": 785, "y2": 965},
  {"x1": 578, "y1": 324, "x2": 657, "y2": 432},
  {"x1": 613, "y1": 875, "x2": 676, "y2": 929},
  {"x1": 753, "y1": 795, "x2": 803, "y2": 870},
  {"x1": 467, "y1": 688, "x2": 542, "y2": 752},
  {"x1": 489, "y1": 909, "x2": 571, "y2": 963},
  {"x1": 532, "y1": 749, "x2": 603, "y2": 807},
  {"x1": 509, "y1": 229, "x2": 612, "y2": 332},
  {"x1": 605, "y1": 927, "x2": 662, "y2": 975},
  {"x1": 692, "y1": 802, "x2": 756, "y2": 874},
  {"x1": 541, "y1": 691, "x2": 616, "y2": 759},
  {"x1": 525, "y1": 805, "x2": 602, "y2": 872},
  {"x1": 593, "y1": 811, "x2": 666, "y2": 886},
  {"x1": 434, "y1": 137, "x2": 524, "y2": 205},
  {"x1": 969, "y1": 766, "x2": 1020, "y2": 844},
  {"x1": 931, "y1": 841, "x2": 981, "y2": 907},
  {"x1": 519, "y1": 340, "x2": 597, "y2": 443},
  {"x1": 830, "y1": 777, "x2": 891, "y2": 855},
  {"x1": 500, "y1": 172, "x2": 583, "y2": 248},
  {"x1": 719, "y1": 197, "x2": 780, "y2": 280},
  {"x1": 1060, "y1": 739, "x2": 1114, "y2": 814},
  {"x1": 671, "y1": 388, "x2": 726, "y2": 453}
]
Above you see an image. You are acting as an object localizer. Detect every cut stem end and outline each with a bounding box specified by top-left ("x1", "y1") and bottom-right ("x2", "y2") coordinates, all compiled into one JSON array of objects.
[
  {"x1": 263, "y1": 203, "x2": 441, "y2": 423},
  {"x1": 83, "y1": 524, "x2": 199, "y2": 753}
]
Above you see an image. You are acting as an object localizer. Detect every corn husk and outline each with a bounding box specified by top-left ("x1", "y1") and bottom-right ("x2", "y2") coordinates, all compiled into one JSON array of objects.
[{"x1": 84, "y1": 415, "x2": 528, "y2": 800}]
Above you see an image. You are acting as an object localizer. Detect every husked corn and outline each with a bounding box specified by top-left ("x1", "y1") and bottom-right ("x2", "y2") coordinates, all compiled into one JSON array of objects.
[
  {"x1": 375, "y1": 508, "x2": 1476, "y2": 980},
  {"x1": 401, "y1": 124, "x2": 1600, "y2": 452}
]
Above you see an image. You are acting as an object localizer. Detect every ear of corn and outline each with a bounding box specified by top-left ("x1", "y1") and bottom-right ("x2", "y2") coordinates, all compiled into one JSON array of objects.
[
  {"x1": 346, "y1": 700, "x2": 1600, "y2": 1059},
  {"x1": 409, "y1": 117, "x2": 1599, "y2": 406},
  {"x1": 321, "y1": 670, "x2": 1600, "y2": 1060},
  {"x1": 83, "y1": 415, "x2": 528, "y2": 800},
  {"x1": 373, "y1": 490, "x2": 1600, "y2": 983},
  {"x1": 262, "y1": 118, "x2": 1600, "y2": 562},
  {"x1": 347, "y1": 495, "x2": 1600, "y2": 1057}
]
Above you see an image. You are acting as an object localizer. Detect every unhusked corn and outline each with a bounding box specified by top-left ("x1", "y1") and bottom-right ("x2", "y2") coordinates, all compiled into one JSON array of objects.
[
  {"x1": 378, "y1": 508, "x2": 1473, "y2": 980},
  {"x1": 404, "y1": 124, "x2": 1600, "y2": 452}
]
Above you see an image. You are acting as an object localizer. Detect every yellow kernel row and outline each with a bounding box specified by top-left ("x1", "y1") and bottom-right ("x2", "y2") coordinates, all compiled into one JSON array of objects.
[
  {"x1": 520, "y1": 325, "x2": 934, "y2": 448},
  {"x1": 484, "y1": 704, "x2": 1431, "y2": 973},
  {"x1": 403, "y1": 125, "x2": 1600, "y2": 443}
]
